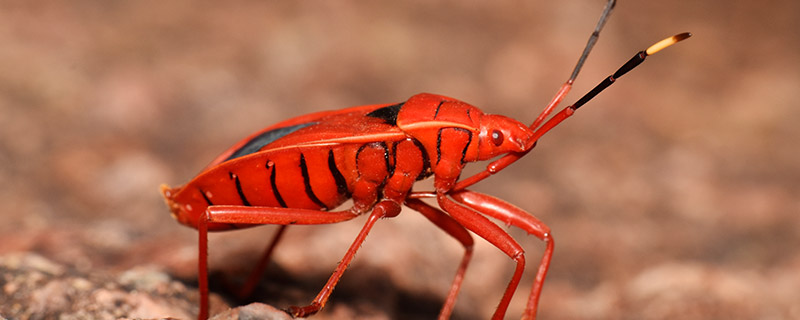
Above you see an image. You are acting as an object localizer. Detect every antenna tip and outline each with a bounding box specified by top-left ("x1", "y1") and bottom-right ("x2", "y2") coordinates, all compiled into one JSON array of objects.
[
  {"x1": 675, "y1": 32, "x2": 693, "y2": 41},
  {"x1": 645, "y1": 32, "x2": 692, "y2": 56}
]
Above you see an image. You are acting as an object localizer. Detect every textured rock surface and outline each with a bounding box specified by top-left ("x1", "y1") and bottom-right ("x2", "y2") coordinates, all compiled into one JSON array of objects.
[{"x1": 0, "y1": 253, "x2": 196, "y2": 319}]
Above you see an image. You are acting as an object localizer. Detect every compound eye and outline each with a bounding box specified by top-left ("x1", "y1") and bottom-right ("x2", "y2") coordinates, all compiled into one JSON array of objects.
[{"x1": 491, "y1": 130, "x2": 504, "y2": 146}]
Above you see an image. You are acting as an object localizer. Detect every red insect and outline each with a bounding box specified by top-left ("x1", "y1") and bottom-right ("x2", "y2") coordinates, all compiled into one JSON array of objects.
[{"x1": 161, "y1": 1, "x2": 690, "y2": 319}]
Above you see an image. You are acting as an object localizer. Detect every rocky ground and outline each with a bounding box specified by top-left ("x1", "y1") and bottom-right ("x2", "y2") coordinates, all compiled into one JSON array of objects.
[{"x1": 1, "y1": 1, "x2": 798, "y2": 319}]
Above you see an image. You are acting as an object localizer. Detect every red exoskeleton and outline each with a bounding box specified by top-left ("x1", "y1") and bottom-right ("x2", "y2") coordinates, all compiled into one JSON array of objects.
[{"x1": 161, "y1": 1, "x2": 690, "y2": 318}]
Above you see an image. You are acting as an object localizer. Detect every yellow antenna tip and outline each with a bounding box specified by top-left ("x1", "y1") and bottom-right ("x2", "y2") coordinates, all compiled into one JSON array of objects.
[{"x1": 645, "y1": 32, "x2": 692, "y2": 55}]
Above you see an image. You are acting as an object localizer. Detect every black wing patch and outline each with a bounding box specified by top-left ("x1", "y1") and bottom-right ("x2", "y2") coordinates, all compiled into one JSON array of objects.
[
  {"x1": 225, "y1": 122, "x2": 316, "y2": 162},
  {"x1": 365, "y1": 103, "x2": 404, "y2": 126}
]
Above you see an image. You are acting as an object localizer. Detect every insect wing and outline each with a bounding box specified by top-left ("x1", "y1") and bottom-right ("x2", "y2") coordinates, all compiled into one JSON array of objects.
[{"x1": 203, "y1": 103, "x2": 405, "y2": 170}]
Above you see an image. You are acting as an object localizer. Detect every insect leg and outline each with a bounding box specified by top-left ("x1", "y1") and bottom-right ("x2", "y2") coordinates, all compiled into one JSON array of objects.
[
  {"x1": 450, "y1": 190, "x2": 553, "y2": 320},
  {"x1": 436, "y1": 194, "x2": 526, "y2": 320},
  {"x1": 405, "y1": 198, "x2": 474, "y2": 320},
  {"x1": 286, "y1": 200, "x2": 403, "y2": 317},
  {"x1": 197, "y1": 205, "x2": 362, "y2": 320}
]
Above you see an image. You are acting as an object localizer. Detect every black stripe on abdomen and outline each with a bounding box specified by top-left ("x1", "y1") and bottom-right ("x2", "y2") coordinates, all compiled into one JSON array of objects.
[
  {"x1": 267, "y1": 161, "x2": 287, "y2": 207},
  {"x1": 300, "y1": 153, "x2": 329, "y2": 210},
  {"x1": 198, "y1": 188, "x2": 213, "y2": 206},
  {"x1": 328, "y1": 150, "x2": 351, "y2": 198},
  {"x1": 229, "y1": 172, "x2": 251, "y2": 206}
]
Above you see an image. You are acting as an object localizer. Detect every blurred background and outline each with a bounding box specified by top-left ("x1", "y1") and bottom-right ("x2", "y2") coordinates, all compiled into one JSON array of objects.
[{"x1": 1, "y1": 0, "x2": 798, "y2": 319}]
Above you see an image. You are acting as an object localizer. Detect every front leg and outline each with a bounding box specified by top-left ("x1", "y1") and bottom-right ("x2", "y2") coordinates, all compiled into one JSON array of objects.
[
  {"x1": 436, "y1": 193, "x2": 527, "y2": 320},
  {"x1": 449, "y1": 190, "x2": 554, "y2": 320}
]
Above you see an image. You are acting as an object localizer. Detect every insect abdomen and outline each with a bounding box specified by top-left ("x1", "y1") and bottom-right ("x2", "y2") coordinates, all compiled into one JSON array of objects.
[
  {"x1": 194, "y1": 148, "x2": 351, "y2": 212},
  {"x1": 172, "y1": 136, "x2": 432, "y2": 230}
]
